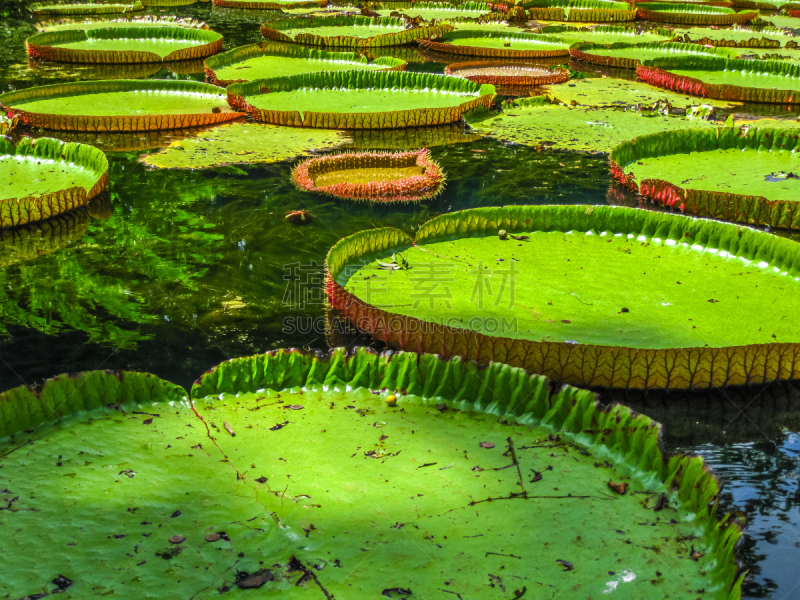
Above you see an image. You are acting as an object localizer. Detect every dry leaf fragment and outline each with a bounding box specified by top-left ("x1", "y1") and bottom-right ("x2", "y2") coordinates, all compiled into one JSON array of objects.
[{"x1": 608, "y1": 481, "x2": 628, "y2": 494}]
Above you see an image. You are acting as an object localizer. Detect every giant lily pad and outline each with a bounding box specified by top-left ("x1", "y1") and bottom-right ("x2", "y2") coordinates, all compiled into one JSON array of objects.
[
  {"x1": 30, "y1": 1, "x2": 145, "y2": 16},
  {"x1": 204, "y1": 42, "x2": 405, "y2": 86},
  {"x1": 523, "y1": 0, "x2": 638, "y2": 22},
  {"x1": 673, "y1": 25, "x2": 796, "y2": 47},
  {"x1": 445, "y1": 61, "x2": 570, "y2": 93},
  {"x1": 468, "y1": 97, "x2": 721, "y2": 152},
  {"x1": 570, "y1": 41, "x2": 737, "y2": 69},
  {"x1": 611, "y1": 126, "x2": 800, "y2": 229},
  {"x1": 0, "y1": 137, "x2": 108, "y2": 229},
  {"x1": 638, "y1": 55, "x2": 800, "y2": 103},
  {"x1": 0, "y1": 349, "x2": 743, "y2": 597},
  {"x1": 545, "y1": 76, "x2": 741, "y2": 107},
  {"x1": 140, "y1": 122, "x2": 347, "y2": 168},
  {"x1": 35, "y1": 15, "x2": 207, "y2": 32},
  {"x1": 328, "y1": 204, "x2": 800, "y2": 389},
  {"x1": 292, "y1": 149, "x2": 445, "y2": 201},
  {"x1": 636, "y1": 2, "x2": 757, "y2": 24},
  {"x1": 227, "y1": 70, "x2": 495, "y2": 129},
  {"x1": 26, "y1": 26, "x2": 223, "y2": 63},
  {"x1": 730, "y1": 0, "x2": 800, "y2": 8},
  {"x1": 375, "y1": 1, "x2": 493, "y2": 20},
  {"x1": 213, "y1": 0, "x2": 327, "y2": 8},
  {"x1": 417, "y1": 30, "x2": 570, "y2": 58},
  {"x1": 540, "y1": 24, "x2": 674, "y2": 45},
  {"x1": 261, "y1": 15, "x2": 454, "y2": 47},
  {"x1": 0, "y1": 80, "x2": 244, "y2": 132}
]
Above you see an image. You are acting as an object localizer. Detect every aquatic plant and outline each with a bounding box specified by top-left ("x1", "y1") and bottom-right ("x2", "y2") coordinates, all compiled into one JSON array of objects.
[
  {"x1": 638, "y1": 54, "x2": 800, "y2": 103},
  {"x1": 204, "y1": 42, "x2": 405, "y2": 86},
  {"x1": 0, "y1": 79, "x2": 244, "y2": 131},
  {"x1": 261, "y1": 15, "x2": 454, "y2": 47},
  {"x1": 523, "y1": 0, "x2": 638, "y2": 22},
  {"x1": 570, "y1": 41, "x2": 737, "y2": 70},
  {"x1": 445, "y1": 61, "x2": 570, "y2": 87},
  {"x1": 636, "y1": 2, "x2": 757, "y2": 25},
  {"x1": 0, "y1": 348, "x2": 743, "y2": 598},
  {"x1": 29, "y1": 1, "x2": 145, "y2": 17},
  {"x1": 0, "y1": 137, "x2": 108, "y2": 229},
  {"x1": 611, "y1": 126, "x2": 800, "y2": 229},
  {"x1": 26, "y1": 26, "x2": 223, "y2": 63},
  {"x1": 418, "y1": 29, "x2": 570, "y2": 57},
  {"x1": 327, "y1": 204, "x2": 800, "y2": 389},
  {"x1": 292, "y1": 149, "x2": 445, "y2": 202},
  {"x1": 226, "y1": 70, "x2": 495, "y2": 129},
  {"x1": 213, "y1": 0, "x2": 327, "y2": 8}
]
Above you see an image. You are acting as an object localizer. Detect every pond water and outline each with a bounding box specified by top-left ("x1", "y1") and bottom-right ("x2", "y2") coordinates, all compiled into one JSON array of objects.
[{"x1": 1, "y1": 4, "x2": 799, "y2": 598}]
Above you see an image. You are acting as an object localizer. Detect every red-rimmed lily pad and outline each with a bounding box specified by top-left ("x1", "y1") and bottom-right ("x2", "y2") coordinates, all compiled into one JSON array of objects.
[
  {"x1": 636, "y1": 2, "x2": 757, "y2": 24},
  {"x1": 523, "y1": 0, "x2": 638, "y2": 22},
  {"x1": 204, "y1": 42, "x2": 405, "y2": 86},
  {"x1": 570, "y1": 41, "x2": 737, "y2": 69},
  {"x1": 29, "y1": 1, "x2": 145, "y2": 16},
  {"x1": 226, "y1": 70, "x2": 495, "y2": 129},
  {"x1": 0, "y1": 349, "x2": 743, "y2": 598},
  {"x1": 638, "y1": 55, "x2": 800, "y2": 103},
  {"x1": 292, "y1": 149, "x2": 445, "y2": 201},
  {"x1": 0, "y1": 80, "x2": 244, "y2": 132},
  {"x1": 26, "y1": 26, "x2": 223, "y2": 64},
  {"x1": 0, "y1": 137, "x2": 108, "y2": 229},
  {"x1": 261, "y1": 15, "x2": 454, "y2": 47},
  {"x1": 327, "y1": 204, "x2": 800, "y2": 389},
  {"x1": 611, "y1": 126, "x2": 800, "y2": 229},
  {"x1": 417, "y1": 30, "x2": 570, "y2": 58}
]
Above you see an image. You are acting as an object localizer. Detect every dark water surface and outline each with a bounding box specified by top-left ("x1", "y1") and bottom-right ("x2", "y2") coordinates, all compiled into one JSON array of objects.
[{"x1": 1, "y1": 4, "x2": 799, "y2": 598}]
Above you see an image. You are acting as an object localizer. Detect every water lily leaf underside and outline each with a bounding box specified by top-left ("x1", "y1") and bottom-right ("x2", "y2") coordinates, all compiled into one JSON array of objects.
[
  {"x1": 0, "y1": 137, "x2": 108, "y2": 229},
  {"x1": 0, "y1": 349, "x2": 742, "y2": 598},
  {"x1": 0, "y1": 80, "x2": 244, "y2": 132},
  {"x1": 611, "y1": 127, "x2": 800, "y2": 229},
  {"x1": 327, "y1": 204, "x2": 800, "y2": 389}
]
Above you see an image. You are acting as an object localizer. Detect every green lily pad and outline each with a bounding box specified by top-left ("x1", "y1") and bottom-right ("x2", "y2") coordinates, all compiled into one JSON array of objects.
[
  {"x1": 730, "y1": 0, "x2": 800, "y2": 8},
  {"x1": 611, "y1": 127, "x2": 800, "y2": 228},
  {"x1": 0, "y1": 349, "x2": 742, "y2": 598},
  {"x1": 451, "y1": 21, "x2": 528, "y2": 33},
  {"x1": 0, "y1": 80, "x2": 243, "y2": 132},
  {"x1": 35, "y1": 15, "x2": 206, "y2": 32},
  {"x1": 540, "y1": 24, "x2": 674, "y2": 45},
  {"x1": 571, "y1": 41, "x2": 738, "y2": 69},
  {"x1": 227, "y1": 70, "x2": 494, "y2": 129},
  {"x1": 639, "y1": 55, "x2": 800, "y2": 103},
  {"x1": 735, "y1": 46, "x2": 800, "y2": 60},
  {"x1": 375, "y1": 1, "x2": 492, "y2": 20},
  {"x1": 204, "y1": 42, "x2": 405, "y2": 86},
  {"x1": 213, "y1": 0, "x2": 327, "y2": 8},
  {"x1": 328, "y1": 204, "x2": 800, "y2": 389},
  {"x1": 261, "y1": 15, "x2": 454, "y2": 47},
  {"x1": 418, "y1": 30, "x2": 570, "y2": 57},
  {"x1": 140, "y1": 122, "x2": 347, "y2": 168},
  {"x1": 523, "y1": 0, "x2": 638, "y2": 22},
  {"x1": 30, "y1": 1, "x2": 145, "y2": 16},
  {"x1": 0, "y1": 137, "x2": 108, "y2": 229},
  {"x1": 26, "y1": 26, "x2": 223, "y2": 63},
  {"x1": 545, "y1": 76, "x2": 741, "y2": 107},
  {"x1": 672, "y1": 25, "x2": 796, "y2": 47},
  {"x1": 469, "y1": 98, "x2": 721, "y2": 152},
  {"x1": 636, "y1": 2, "x2": 757, "y2": 25}
]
